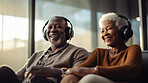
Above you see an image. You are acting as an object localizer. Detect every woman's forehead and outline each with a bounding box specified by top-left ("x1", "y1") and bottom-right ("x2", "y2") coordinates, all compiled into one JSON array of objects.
[{"x1": 100, "y1": 20, "x2": 115, "y2": 28}]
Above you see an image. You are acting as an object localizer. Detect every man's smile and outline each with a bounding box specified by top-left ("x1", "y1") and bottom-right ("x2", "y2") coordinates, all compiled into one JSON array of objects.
[{"x1": 49, "y1": 34, "x2": 60, "y2": 39}]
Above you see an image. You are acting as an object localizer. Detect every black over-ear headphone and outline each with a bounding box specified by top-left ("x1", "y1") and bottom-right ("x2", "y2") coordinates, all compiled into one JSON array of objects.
[
  {"x1": 63, "y1": 17, "x2": 74, "y2": 40},
  {"x1": 117, "y1": 15, "x2": 133, "y2": 40},
  {"x1": 42, "y1": 17, "x2": 74, "y2": 41}
]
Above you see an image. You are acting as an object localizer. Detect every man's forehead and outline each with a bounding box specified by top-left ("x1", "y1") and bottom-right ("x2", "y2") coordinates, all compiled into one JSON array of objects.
[
  {"x1": 47, "y1": 16, "x2": 67, "y2": 26},
  {"x1": 48, "y1": 17, "x2": 66, "y2": 24},
  {"x1": 50, "y1": 16, "x2": 65, "y2": 21}
]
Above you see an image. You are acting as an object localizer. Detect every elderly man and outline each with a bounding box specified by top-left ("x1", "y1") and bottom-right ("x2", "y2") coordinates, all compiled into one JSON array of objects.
[{"x1": 0, "y1": 16, "x2": 88, "y2": 83}]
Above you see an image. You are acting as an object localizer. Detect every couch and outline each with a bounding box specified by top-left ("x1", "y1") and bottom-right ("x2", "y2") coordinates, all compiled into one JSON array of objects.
[{"x1": 141, "y1": 50, "x2": 148, "y2": 83}]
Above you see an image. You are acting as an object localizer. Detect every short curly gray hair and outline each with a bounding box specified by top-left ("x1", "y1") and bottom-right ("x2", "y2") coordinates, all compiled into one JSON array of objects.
[{"x1": 99, "y1": 12, "x2": 128, "y2": 30}]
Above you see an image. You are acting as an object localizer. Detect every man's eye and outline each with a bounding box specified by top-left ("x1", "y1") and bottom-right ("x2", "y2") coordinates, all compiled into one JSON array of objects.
[
  {"x1": 57, "y1": 26, "x2": 62, "y2": 29},
  {"x1": 48, "y1": 26, "x2": 52, "y2": 29},
  {"x1": 55, "y1": 25, "x2": 63, "y2": 29}
]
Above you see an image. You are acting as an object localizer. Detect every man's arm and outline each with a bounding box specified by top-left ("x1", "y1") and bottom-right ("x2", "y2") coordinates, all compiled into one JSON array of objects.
[
  {"x1": 72, "y1": 48, "x2": 89, "y2": 67},
  {"x1": 25, "y1": 66, "x2": 63, "y2": 81},
  {"x1": 16, "y1": 51, "x2": 44, "y2": 82}
]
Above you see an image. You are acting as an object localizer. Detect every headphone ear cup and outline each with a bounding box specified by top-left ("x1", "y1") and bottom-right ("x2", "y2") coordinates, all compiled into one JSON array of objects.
[
  {"x1": 120, "y1": 26, "x2": 133, "y2": 40},
  {"x1": 65, "y1": 27, "x2": 74, "y2": 40},
  {"x1": 125, "y1": 28, "x2": 133, "y2": 39},
  {"x1": 43, "y1": 30, "x2": 48, "y2": 41},
  {"x1": 69, "y1": 27, "x2": 74, "y2": 39},
  {"x1": 65, "y1": 27, "x2": 70, "y2": 40}
]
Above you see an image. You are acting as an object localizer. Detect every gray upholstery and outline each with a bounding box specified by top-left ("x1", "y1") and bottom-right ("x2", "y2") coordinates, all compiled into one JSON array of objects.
[{"x1": 141, "y1": 50, "x2": 148, "y2": 83}]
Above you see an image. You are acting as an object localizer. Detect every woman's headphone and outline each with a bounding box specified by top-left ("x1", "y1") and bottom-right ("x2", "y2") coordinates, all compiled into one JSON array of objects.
[
  {"x1": 117, "y1": 15, "x2": 133, "y2": 40},
  {"x1": 42, "y1": 17, "x2": 74, "y2": 41}
]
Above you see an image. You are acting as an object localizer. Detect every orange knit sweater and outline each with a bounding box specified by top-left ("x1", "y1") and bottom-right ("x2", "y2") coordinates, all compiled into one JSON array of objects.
[{"x1": 77, "y1": 45, "x2": 142, "y2": 83}]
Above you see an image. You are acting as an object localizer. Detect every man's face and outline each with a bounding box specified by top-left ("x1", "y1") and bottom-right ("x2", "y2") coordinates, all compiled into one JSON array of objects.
[{"x1": 46, "y1": 17, "x2": 67, "y2": 46}]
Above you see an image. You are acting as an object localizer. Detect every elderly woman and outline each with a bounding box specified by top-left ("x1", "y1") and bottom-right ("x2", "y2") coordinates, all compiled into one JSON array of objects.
[{"x1": 61, "y1": 12, "x2": 142, "y2": 83}]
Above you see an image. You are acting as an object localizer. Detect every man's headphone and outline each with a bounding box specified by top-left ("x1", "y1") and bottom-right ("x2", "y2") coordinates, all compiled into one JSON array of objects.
[
  {"x1": 42, "y1": 17, "x2": 74, "y2": 41},
  {"x1": 117, "y1": 14, "x2": 133, "y2": 40}
]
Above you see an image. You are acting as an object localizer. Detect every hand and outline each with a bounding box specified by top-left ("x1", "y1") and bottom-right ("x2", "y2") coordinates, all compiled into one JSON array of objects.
[
  {"x1": 25, "y1": 66, "x2": 61, "y2": 81},
  {"x1": 62, "y1": 67, "x2": 96, "y2": 77}
]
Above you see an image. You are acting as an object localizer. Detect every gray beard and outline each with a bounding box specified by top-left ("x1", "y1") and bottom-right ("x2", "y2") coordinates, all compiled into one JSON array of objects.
[{"x1": 51, "y1": 36, "x2": 62, "y2": 46}]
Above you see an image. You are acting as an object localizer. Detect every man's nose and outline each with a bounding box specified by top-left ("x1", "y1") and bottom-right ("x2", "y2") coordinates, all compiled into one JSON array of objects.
[{"x1": 50, "y1": 27, "x2": 57, "y2": 32}]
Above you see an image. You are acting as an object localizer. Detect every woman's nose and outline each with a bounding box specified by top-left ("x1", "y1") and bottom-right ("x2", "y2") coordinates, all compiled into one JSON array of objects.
[{"x1": 103, "y1": 30, "x2": 109, "y2": 36}]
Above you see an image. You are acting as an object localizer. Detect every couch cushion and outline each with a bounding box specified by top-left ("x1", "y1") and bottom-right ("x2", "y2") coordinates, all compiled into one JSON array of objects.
[{"x1": 141, "y1": 50, "x2": 148, "y2": 83}]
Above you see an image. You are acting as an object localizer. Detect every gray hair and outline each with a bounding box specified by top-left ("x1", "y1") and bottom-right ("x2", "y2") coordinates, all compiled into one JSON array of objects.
[{"x1": 99, "y1": 12, "x2": 128, "y2": 30}]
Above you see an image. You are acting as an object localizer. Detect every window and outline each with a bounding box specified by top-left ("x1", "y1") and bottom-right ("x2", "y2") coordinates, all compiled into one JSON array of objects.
[
  {"x1": 35, "y1": 0, "x2": 92, "y2": 51},
  {"x1": 0, "y1": 0, "x2": 147, "y2": 71},
  {"x1": 0, "y1": 0, "x2": 28, "y2": 72}
]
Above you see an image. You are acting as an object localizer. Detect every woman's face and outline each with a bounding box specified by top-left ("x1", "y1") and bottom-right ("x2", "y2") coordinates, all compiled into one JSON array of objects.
[{"x1": 100, "y1": 20, "x2": 123, "y2": 47}]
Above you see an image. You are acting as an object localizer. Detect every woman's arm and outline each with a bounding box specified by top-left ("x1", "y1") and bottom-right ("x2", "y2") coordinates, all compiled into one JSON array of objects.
[{"x1": 96, "y1": 45, "x2": 142, "y2": 81}]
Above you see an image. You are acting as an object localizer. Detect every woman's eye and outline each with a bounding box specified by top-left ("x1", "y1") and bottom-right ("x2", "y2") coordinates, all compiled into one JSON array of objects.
[
  {"x1": 101, "y1": 30, "x2": 104, "y2": 33},
  {"x1": 107, "y1": 27, "x2": 112, "y2": 30}
]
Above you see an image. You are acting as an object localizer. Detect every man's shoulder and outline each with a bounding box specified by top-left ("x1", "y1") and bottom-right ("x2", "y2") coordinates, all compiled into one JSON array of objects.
[
  {"x1": 68, "y1": 44, "x2": 87, "y2": 51},
  {"x1": 33, "y1": 50, "x2": 44, "y2": 55},
  {"x1": 30, "y1": 50, "x2": 44, "y2": 58}
]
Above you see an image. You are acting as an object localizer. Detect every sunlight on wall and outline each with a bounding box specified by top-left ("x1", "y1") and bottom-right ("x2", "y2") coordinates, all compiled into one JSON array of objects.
[{"x1": 0, "y1": 14, "x2": 28, "y2": 72}]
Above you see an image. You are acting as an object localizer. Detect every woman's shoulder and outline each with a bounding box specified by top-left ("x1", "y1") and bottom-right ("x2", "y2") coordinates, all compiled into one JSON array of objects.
[
  {"x1": 128, "y1": 44, "x2": 141, "y2": 50},
  {"x1": 126, "y1": 44, "x2": 142, "y2": 53},
  {"x1": 90, "y1": 48, "x2": 108, "y2": 57},
  {"x1": 93, "y1": 48, "x2": 108, "y2": 53},
  {"x1": 94, "y1": 48, "x2": 107, "y2": 51}
]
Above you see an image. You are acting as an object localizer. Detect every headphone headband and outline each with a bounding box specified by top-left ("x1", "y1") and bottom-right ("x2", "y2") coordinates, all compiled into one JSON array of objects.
[
  {"x1": 62, "y1": 17, "x2": 73, "y2": 30},
  {"x1": 42, "y1": 20, "x2": 49, "y2": 34},
  {"x1": 117, "y1": 14, "x2": 131, "y2": 29}
]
